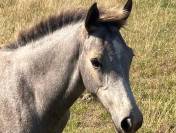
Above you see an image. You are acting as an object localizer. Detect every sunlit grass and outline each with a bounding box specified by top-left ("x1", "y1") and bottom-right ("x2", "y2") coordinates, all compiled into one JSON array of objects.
[{"x1": 0, "y1": 0, "x2": 176, "y2": 132}]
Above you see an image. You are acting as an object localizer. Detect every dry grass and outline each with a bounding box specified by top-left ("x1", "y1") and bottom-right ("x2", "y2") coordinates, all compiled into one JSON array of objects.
[{"x1": 0, "y1": 0, "x2": 176, "y2": 132}]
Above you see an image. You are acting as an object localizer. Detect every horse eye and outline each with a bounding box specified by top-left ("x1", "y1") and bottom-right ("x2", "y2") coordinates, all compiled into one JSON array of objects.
[{"x1": 90, "y1": 58, "x2": 102, "y2": 68}]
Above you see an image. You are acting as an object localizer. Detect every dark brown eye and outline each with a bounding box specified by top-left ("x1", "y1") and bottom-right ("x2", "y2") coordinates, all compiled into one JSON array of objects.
[{"x1": 90, "y1": 58, "x2": 102, "y2": 68}]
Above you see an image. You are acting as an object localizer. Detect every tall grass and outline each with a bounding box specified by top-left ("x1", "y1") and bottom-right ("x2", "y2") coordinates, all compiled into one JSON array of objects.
[{"x1": 0, "y1": 0, "x2": 175, "y2": 132}]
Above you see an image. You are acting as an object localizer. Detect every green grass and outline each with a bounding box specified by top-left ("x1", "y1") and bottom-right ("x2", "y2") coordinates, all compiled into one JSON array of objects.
[{"x1": 0, "y1": 0, "x2": 176, "y2": 132}]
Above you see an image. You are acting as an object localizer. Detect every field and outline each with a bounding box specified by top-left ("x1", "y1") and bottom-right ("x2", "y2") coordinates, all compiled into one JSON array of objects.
[{"x1": 0, "y1": 0, "x2": 176, "y2": 132}]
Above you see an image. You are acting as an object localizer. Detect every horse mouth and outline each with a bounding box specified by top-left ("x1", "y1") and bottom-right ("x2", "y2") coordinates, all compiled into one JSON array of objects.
[{"x1": 114, "y1": 127, "x2": 135, "y2": 133}]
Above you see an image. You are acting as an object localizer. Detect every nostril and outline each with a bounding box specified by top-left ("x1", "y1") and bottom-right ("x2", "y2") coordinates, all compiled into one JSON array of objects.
[{"x1": 121, "y1": 117, "x2": 133, "y2": 132}]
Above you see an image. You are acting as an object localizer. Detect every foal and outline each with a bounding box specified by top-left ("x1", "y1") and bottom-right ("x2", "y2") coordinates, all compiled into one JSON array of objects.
[{"x1": 0, "y1": 0, "x2": 143, "y2": 132}]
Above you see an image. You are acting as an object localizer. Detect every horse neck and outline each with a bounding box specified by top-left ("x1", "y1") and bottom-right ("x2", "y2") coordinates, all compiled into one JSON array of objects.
[{"x1": 14, "y1": 22, "x2": 85, "y2": 130}]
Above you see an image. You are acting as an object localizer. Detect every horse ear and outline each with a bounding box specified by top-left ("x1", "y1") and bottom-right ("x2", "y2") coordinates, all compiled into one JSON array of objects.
[
  {"x1": 113, "y1": 0, "x2": 133, "y2": 29},
  {"x1": 123, "y1": 0, "x2": 132, "y2": 20},
  {"x1": 85, "y1": 3, "x2": 99, "y2": 33}
]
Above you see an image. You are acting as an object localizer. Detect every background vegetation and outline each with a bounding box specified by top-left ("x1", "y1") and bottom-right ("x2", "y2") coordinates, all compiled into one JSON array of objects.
[{"x1": 0, "y1": 0, "x2": 176, "y2": 132}]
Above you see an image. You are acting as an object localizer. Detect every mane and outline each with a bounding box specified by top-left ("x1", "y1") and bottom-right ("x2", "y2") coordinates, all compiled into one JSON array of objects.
[
  {"x1": 3, "y1": 9, "x2": 87, "y2": 49},
  {"x1": 1, "y1": 6, "x2": 127, "y2": 49}
]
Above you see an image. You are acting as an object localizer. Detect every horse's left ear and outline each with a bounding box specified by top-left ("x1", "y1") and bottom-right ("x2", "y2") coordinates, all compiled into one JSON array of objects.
[
  {"x1": 123, "y1": 0, "x2": 132, "y2": 20},
  {"x1": 85, "y1": 3, "x2": 100, "y2": 33},
  {"x1": 101, "y1": 0, "x2": 132, "y2": 29},
  {"x1": 118, "y1": 0, "x2": 132, "y2": 28}
]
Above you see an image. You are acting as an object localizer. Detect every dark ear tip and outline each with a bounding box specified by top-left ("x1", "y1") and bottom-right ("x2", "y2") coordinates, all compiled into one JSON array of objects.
[
  {"x1": 92, "y1": 2, "x2": 97, "y2": 7},
  {"x1": 124, "y1": 0, "x2": 132, "y2": 12},
  {"x1": 90, "y1": 2, "x2": 98, "y2": 10},
  {"x1": 85, "y1": 2, "x2": 99, "y2": 33}
]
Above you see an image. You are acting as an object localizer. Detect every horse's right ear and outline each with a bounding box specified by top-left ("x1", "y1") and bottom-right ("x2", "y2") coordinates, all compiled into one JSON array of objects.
[{"x1": 85, "y1": 3, "x2": 99, "y2": 33}]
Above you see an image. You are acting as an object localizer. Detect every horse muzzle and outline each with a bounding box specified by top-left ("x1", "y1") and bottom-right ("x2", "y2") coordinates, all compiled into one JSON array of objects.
[{"x1": 113, "y1": 109, "x2": 143, "y2": 133}]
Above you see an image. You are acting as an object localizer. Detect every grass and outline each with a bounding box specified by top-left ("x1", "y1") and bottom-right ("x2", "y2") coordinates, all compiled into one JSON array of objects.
[{"x1": 0, "y1": 0, "x2": 176, "y2": 132}]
